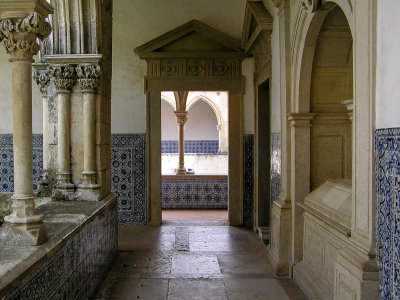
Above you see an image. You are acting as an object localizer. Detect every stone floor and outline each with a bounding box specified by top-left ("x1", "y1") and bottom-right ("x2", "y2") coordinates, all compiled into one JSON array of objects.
[{"x1": 95, "y1": 221, "x2": 307, "y2": 300}]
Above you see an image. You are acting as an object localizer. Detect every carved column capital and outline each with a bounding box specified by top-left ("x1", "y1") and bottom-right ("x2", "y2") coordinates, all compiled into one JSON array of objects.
[
  {"x1": 33, "y1": 68, "x2": 50, "y2": 95},
  {"x1": 49, "y1": 64, "x2": 75, "y2": 91},
  {"x1": 300, "y1": 0, "x2": 321, "y2": 13},
  {"x1": 0, "y1": 12, "x2": 51, "y2": 59},
  {"x1": 174, "y1": 111, "x2": 188, "y2": 126},
  {"x1": 76, "y1": 64, "x2": 102, "y2": 92}
]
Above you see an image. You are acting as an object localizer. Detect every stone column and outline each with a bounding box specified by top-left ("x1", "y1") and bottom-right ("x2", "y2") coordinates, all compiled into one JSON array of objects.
[
  {"x1": 173, "y1": 91, "x2": 189, "y2": 175},
  {"x1": 49, "y1": 65, "x2": 75, "y2": 198},
  {"x1": 33, "y1": 65, "x2": 51, "y2": 185},
  {"x1": 0, "y1": 5, "x2": 52, "y2": 245},
  {"x1": 76, "y1": 64, "x2": 102, "y2": 201},
  {"x1": 174, "y1": 111, "x2": 188, "y2": 175},
  {"x1": 288, "y1": 113, "x2": 314, "y2": 266}
]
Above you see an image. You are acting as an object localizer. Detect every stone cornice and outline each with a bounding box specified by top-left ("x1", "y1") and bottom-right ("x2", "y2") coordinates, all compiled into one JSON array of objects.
[
  {"x1": 76, "y1": 64, "x2": 102, "y2": 92},
  {"x1": 287, "y1": 113, "x2": 316, "y2": 127},
  {"x1": 0, "y1": 12, "x2": 51, "y2": 57},
  {"x1": 49, "y1": 64, "x2": 75, "y2": 91}
]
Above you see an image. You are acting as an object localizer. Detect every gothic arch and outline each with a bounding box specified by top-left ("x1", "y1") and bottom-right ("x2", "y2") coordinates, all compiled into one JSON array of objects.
[
  {"x1": 161, "y1": 95, "x2": 176, "y2": 111},
  {"x1": 187, "y1": 95, "x2": 223, "y2": 126},
  {"x1": 292, "y1": 0, "x2": 353, "y2": 112}
]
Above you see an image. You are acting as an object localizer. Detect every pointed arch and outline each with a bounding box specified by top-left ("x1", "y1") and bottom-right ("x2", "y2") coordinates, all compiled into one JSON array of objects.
[
  {"x1": 161, "y1": 95, "x2": 176, "y2": 111},
  {"x1": 187, "y1": 95, "x2": 223, "y2": 126}
]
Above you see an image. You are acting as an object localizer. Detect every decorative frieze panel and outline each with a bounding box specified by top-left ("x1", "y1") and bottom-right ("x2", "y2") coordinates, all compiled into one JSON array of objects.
[
  {"x1": 147, "y1": 58, "x2": 242, "y2": 78},
  {"x1": 250, "y1": 31, "x2": 272, "y2": 71}
]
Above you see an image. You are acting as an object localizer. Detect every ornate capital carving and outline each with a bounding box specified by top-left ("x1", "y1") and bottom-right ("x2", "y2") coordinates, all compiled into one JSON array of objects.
[
  {"x1": 33, "y1": 69, "x2": 50, "y2": 95},
  {"x1": 76, "y1": 64, "x2": 102, "y2": 92},
  {"x1": 49, "y1": 65, "x2": 75, "y2": 91},
  {"x1": 0, "y1": 13, "x2": 51, "y2": 58},
  {"x1": 174, "y1": 111, "x2": 188, "y2": 126},
  {"x1": 301, "y1": 0, "x2": 321, "y2": 13}
]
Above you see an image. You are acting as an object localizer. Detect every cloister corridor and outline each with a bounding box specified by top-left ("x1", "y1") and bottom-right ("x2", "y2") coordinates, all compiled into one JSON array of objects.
[{"x1": 95, "y1": 221, "x2": 306, "y2": 300}]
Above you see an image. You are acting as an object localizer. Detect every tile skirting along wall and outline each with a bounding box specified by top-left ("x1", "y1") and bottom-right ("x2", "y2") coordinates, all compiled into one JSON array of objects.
[
  {"x1": 0, "y1": 134, "x2": 257, "y2": 226},
  {"x1": 375, "y1": 127, "x2": 400, "y2": 300},
  {"x1": 162, "y1": 140, "x2": 219, "y2": 154},
  {"x1": 162, "y1": 177, "x2": 228, "y2": 209}
]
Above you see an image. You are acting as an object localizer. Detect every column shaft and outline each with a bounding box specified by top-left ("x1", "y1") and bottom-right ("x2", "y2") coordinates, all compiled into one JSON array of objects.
[
  {"x1": 83, "y1": 92, "x2": 96, "y2": 177},
  {"x1": 4, "y1": 59, "x2": 43, "y2": 224},
  {"x1": 42, "y1": 95, "x2": 49, "y2": 171},
  {"x1": 178, "y1": 123, "x2": 185, "y2": 171}
]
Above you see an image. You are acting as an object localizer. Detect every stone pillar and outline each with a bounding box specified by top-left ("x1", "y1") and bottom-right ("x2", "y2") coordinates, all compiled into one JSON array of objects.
[
  {"x1": 0, "y1": 4, "x2": 53, "y2": 245},
  {"x1": 268, "y1": 0, "x2": 292, "y2": 276},
  {"x1": 173, "y1": 91, "x2": 189, "y2": 175},
  {"x1": 49, "y1": 64, "x2": 75, "y2": 199},
  {"x1": 76, "y1": 64, "x2": 102, "y2": 201},
  {"x1": 288, "y1": 113, "x2": 314, "y2": 267},
  {"x1": 33, "y1": 65, "x2": 51, "y2": 184}
]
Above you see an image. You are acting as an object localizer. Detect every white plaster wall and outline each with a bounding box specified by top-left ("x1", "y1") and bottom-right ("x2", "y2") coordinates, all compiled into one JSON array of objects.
[
  {"x1": 243, "y1": 57, "x2": 255, "y2": 134},
  {"x1": 161, "y1": 100, "x2": 178, "y2": 140},
  {"x1": 162, "y1": 154, "x2": 228, "y2": 174},
  {"x1": 0, "y1": 47, "x2": 42, "y2": 134},
  {"x1": 111, "y1": 0, "x2": 247, "y2": 134},
  {"x1": 376, "y1": 0, "x2": 400, "y2": 129},
  {"x1": 186, "y1": 101, "x2": 218, "y2": 140}
]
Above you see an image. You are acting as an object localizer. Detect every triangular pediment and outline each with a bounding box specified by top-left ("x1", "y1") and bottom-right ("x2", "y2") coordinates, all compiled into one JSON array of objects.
[
  {"x1": 135, "y1": 19, "x2": 243, "y2": 58},
  {"x1": 242, "y1": 1, "x2": 273, "y2": 52}
]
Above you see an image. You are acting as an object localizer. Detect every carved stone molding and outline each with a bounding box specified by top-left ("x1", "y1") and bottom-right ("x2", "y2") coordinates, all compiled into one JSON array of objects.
[
  {"x1": 0, "y1": 12, "x2": 51, "y2": 57},
  {"x1": 49, "y1": 65, "x2": 75, "y2": 91},
  {"x1": 150, "y1": 58, "x2": 240, "y2": 78},
  {"x1": 174, "y1": 111, "x2": 188, "y2": 126},
  {"x1": 76, "y1": 64, "x2": 102, "y2": 92},
  {"x1": 33, "y1": 68, "x2": 50, "y2": 95},
  {"x1": 250, "y1": 31, "x2": 271, "y2": 72},
  {"x1": 300, "y1": 0, "x2": 321, "y2": 14}
]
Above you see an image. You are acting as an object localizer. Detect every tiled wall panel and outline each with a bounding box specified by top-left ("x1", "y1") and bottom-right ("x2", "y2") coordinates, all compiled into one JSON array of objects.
[
  {"x1": 0, "y1": 134, "x2": 43, "y2": 192},
  {"x1": 162, "y1": 178, "x2": 228, "y2": 209},
  {"x1": 243, "y1": 134, "x2": 254, "y2": 227},
  {"x1": 271, "y1": 133, "x2": 281, "y2": 203},
  {"x1": 111, "y1": 134, "x2": 146, "y2": 225},
  {"x1": 5, "y1": 200, "x2": 118, "y2": 300},
  {"x1": 162, "y1": 140, "x2": 219, "y2": 153},
  {"x1": 375, "y1": 128, "x2": 400, "y2": 300}
]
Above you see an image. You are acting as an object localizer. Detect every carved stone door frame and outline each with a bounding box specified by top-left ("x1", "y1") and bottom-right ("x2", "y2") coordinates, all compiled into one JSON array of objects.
[{"x1": 135, "y1": 20, "x2": 246, "y2": 225}]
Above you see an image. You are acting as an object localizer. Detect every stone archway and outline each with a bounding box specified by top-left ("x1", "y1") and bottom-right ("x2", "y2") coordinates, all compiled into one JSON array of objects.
[{"x1": 135, "y1": 20, "x2": 246, "y2": 225}]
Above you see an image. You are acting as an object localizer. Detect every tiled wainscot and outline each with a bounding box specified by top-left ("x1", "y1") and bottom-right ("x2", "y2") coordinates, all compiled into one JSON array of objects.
[
  {"x1": 0, "y1": 134, "x2": 43, "y2": 192},
  {"x1": 111, "y1": 134, "x2": 146, "y2": 226},
  {"x1": 162, "y1": 175, "x2": 228, "y2": 209},
  {"x1": 162, "y1": 140, "x2": 219, "y2": 154},
  {"x1": 375, "y1": 128, "x2": 400, "y2": 300}
]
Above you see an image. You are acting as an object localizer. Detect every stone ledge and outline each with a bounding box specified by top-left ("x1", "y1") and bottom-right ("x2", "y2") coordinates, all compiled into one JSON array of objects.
[{"x1": 0, "y1": 193, "x2": 117, "y2": 299}]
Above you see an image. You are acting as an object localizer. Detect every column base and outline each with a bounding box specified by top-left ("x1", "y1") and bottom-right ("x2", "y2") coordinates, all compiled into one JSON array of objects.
[
  {"x1": 0, "y1": 222, "x2": 48, "y2": 246},
  {"x1": 267, "y1": 195, "x2": 292, "y2": 276},
  {"x1": 37, "y1": 169, "x2": 57, "y2": 197},
  {"x1": 334, "y1": 243, "x2": 379, "y2": 300},
  {"x1": 76, "y1": 182, "x2": 101, "y2": 202},
  {"x1": 56, "y1": 172, "x2": 75, "y2": 200},
  {"x1": 4, "y1": 197, "x2": 44, "y2": 224}
]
